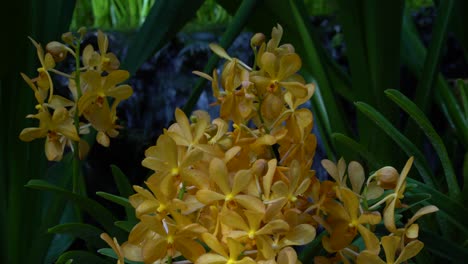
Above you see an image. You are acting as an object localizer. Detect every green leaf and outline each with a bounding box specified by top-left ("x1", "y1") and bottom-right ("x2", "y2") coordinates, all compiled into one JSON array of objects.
[
  {"x1": 407, "y1": 178, "x2": 468, "y2": 236},
  {"x1": 115, "y1": 220, "x2": 138, "y2": 233},
  {"x1": 331, "y1": 133, "x2": 383, "y2": 170},
  {"x1": 401, "y1": 13, "x2": 468, "y2": 147},
  {"x1": 96, "y1": 192, "x2": 132, "y2": 209},
  {"x1": 48, "y1": 223, "x2": 106, "y2": 249},
  {"x1": 110, "y1": 165, "x2": 137, "y2": 221},
  {"x1": 26, "y1": 180, "x2": 121, "y2": 236},
  {"x1": 123, "y1": 0, "x2": 205, "y2": 75},
  {"x1": 56, "y1": 250, "x2": 112, "y2": 264},
  {"x1": 183, "y1": 0, "x2": 261, "y2": 115},
  {"x1": 412, "y1": 0, "x2": 455, "y2": 113},
  {"x1": 110, "y1": 165, "x2": 134, "y2": 198},
  {"x1": 354, "y1": 101, "x2": 436, "y2": 187},
  {"x1": 385, "y1": 89, "x2": 461, "y2": 200},
  {"x1": 419, "y1": 229, "x2": 468, "y2": 261}
]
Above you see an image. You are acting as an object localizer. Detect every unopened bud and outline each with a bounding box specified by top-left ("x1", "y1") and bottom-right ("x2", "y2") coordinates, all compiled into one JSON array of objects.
[
  {"x1": 61, "y1": 32, "x2": 74, "y2": 45},
  {"x1": 250, "y1": 33, "x2": 266, "y2": 47},
  {"x1": 78, "y1": 27, "x2": 87, "y2": 37},
  {"x1": 375, "y1": 166, "x2": 399, "y2": 189},
  {"x1": 46, "y1": 41, "x2": 68, "y2": 62}
]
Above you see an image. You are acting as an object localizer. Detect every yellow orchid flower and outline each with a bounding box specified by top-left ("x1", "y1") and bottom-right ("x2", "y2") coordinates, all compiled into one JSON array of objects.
[
  {"x1": 197, "y1": 235, "x2": 256, "y2": 264},
  {"x1": 19, "y1": 107, "x2": 79, "y2": 161},
  {"x1": 356, "y1": 236, "x2": 424, "y2": 264},
  {"x1": 322, "y1": 188, "x2": 381, "y2": 254}
]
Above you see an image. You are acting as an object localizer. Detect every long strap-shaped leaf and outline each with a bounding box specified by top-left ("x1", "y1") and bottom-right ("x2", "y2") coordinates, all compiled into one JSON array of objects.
[
  {"x1": 385, "y1": 89, "x2": 461, "y2": 199},
  {"x1": 26, "y1": 180, "x2": 122, "y2": 237},
  {"x1": 123, "y1": 0, "x2": 205, "y2": 75},
  {"x1": 407, "y1": 178, "x2": 468, "y2": 237},
  {"x1": 401, "y1": 12, "x2": 468, "y2": 147},
  {"x1": 355, "y1": 101, "x2": 436, "y2": 187},
  {"x1": 412, "y1": 0, "x2": 454, "y2": 113},
  {"x1": 183, "y1": 0, "x2": 261, "y2": 115}
]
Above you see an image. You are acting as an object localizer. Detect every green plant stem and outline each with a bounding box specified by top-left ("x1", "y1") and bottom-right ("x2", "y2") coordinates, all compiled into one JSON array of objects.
[
  {"x1": 167, "y1": 255, "x2": 172, "y2": 264},
  {"x1": 72, "y1": 40, "x2": 82, "y2": 194}
]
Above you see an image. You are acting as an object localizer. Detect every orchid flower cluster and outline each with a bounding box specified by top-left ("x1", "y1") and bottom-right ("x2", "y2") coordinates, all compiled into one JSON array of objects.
[
  {"x1": 19, "y1": 28, "x2": 133, "y2": 161},
  {"x1": 100, "y1": 25, "x2": 438, "y2": 264}
]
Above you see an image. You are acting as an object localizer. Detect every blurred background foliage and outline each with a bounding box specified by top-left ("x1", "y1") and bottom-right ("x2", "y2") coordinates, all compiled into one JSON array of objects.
[{"x1": 2, "y1": 0, "x2": 467, "y2": 263}]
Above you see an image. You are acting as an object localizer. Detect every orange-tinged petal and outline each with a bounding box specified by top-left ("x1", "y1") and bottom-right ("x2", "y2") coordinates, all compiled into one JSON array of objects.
[
  {"x1": 356, "y1": 251, "x2": 386, "y2": 264},
  {"x1": 195, "y1": 253, "x2": 227, "y2": 264},
  {"x1": 366, "y1": 182, "x2": 384, "y2": 200},
  {"x1": 357, "y1": 224, "x2": 380, "y2": 255},
  {"x1": 277, "y1": 53, "x2": 301, "y2": 81},
  {"x1": 244, "y1": 210, "x2": 264, "y2": 232},
  {"x1": 202, "y1": 233, "x2": 228, "y2": 257},
  {"x1": 340, "y1": 188, "x2": 359, "y2": 222},
  {"x1": 175, "y1": 108, "x2": 193, "y2": 142},
  {"x1": 282, "y1": 224, "x2": 316, "y2": 246},
  {"x1": 209, "y1": 43, "x2": 232, "y2": 61},
  {"x1": 321, "y1": 159, "x2": 338, "y2": 182},
  {"x1": 272, "y1": 181, "x2": 289, "y2": 197},
  {"x1": 280, "y1": 81, "x2": 307, "y2": 98},
  {"x1": 45, "y1": 136, "x2": 64, "y2": 161},
  {"x1": 256, "y1": 219, "x2": 289, "y2": 236},
  {"x1": 19, "y1": 127, "x2": 47, "y2": 141},
  {"x1": 196, "y1": 189, "x2": 225, "y2": 204},
  {"x1": 142, "y1": 236, "x2": 167, "y2": 263},
  {"x1": 327, "y1": 221, "x2": 356, "y2": 251},
  {"x1": 96, "y1": 131, "x2": 110, "y2": 147},
  {"x1": 263, "y1": 159, "x2": 277, "y2": 200},
  {"x1": 175, "y1": 237, "x2": 206, "y2": 262},
  {"x1": 235, "y1": 195, "x2": 265, "y2": 213},
  {"x1": 395, "y1": 240, "x2": 424, "y2": 264},
  {"x1": 121, "y1": 242, "x2": 143, "y2": 261},
  {"x1": 358, "y1": 211, "x2": 381, "y2": 225},
  {"x1": 210, "y1": 158, "x2": 231, "y2": 195},
  {"x1": 383, "y1": 197, "x2": 397, "y2": 232},
  {"x1": 107, "y1": 84, "x2": 133, "y2": 100},
  {"x1": 221, "y1": 210, "x2": 249, "y2": 232},
  {"x1": 381, "y1": 235, "x2": 400, "y2": 263},
  {"x1": 232, "y1": 169, "x2": 252, "y2": 195},
  {"x1": 277, "y1": 247, "x2": 298, "y2": 264},
  {"x1": 348, "y1": 161, "x2": 365, "y2": 194},
  {"x1": 407, "y1": 205, "x2": 438, "y2": 226},
  {"x1": 227, "y1": 237, "x2": 245, "y2": 260},
  {"x1": 396, "y1": 157, "x2": 414, "y2": 191},
  {"x1": 261, "y1": 52, "x2": 277, "y2": 77},
  {"x1": 97, "y1": 30, "x2": 109, "y2": 54}
]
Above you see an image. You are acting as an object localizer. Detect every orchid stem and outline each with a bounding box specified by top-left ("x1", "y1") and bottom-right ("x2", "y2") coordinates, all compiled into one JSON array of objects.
[{"x1": 72, "y1": 38, "x2": 82, "y2": 194}]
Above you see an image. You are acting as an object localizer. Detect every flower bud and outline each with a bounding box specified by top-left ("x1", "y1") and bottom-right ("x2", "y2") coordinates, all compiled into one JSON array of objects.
[
  {"x1": 78, "y1": 27, "x2": 87, "y2": 37},
  {"x1": 375, "y1": 166, "x2": 399, "y2": 189},
  {"x1": 46, "y1": 41, "x2": 68, "y2": 62},
  {"x1": 250, "y1": 33, "x2": 265, "y2": 47},
  {"x1": 61, "y1": 32, "x2": 74, "y2": 45}
]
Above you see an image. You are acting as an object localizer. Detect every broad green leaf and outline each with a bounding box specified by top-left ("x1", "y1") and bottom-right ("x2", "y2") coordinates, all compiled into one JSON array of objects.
[
  {"x1": 110, "y1": 165, "x2": 134, "y2": 198},
  {"x1": 123, "y1": 0, "x2": 205, "y2": 75},
  {"x1": 385, "y1": 89, "x2": 460, "y2": 199},
  {"x1": 412, "y1": 0, "x2": 454, "y2": 113},
  {"x1": 56, "y1": 250, "x2": 112, "y2": 264},
  {"x1": 96, "y1": 191, "x2": 132, "y2": 209},
  {"x1": 401, "y1": 13, "x2": 468, "y2": 147},
  {"x1": 331, "y1": 133, "x2": 382, "y2": 170},
  {"x1": 354, "y1": 101, "x2": 436, "y2": 187},
  {"x1": 183, "y1": 0, "x2": 261, "y2": 115},
  {"x1": 115, "y1": 220, "x2": 138, "y2": 233},
  {"x1": 407, "y1": 178, "x2": 468, "y2": 236},
  {"x1": 48, "y1": 223, "x2": 106, "y2": 249},
  {"x1": 109, "y1": 165, "x2": 136, "y2": 221},
  {"x1": 419, "y1": 229, "x2": 468, "y2": 261},
  {"x1": 26, "y1": 179, "x2": 121, "y2": 237}
]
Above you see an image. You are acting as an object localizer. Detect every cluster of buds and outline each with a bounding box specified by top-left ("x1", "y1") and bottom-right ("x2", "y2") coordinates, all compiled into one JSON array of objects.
[
  {"x1": 101, "y1": 25, "x2": 437, "y2": 264},
  {"x1": 19, "y1": 28, "x2": 133, "y2": 161}
]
